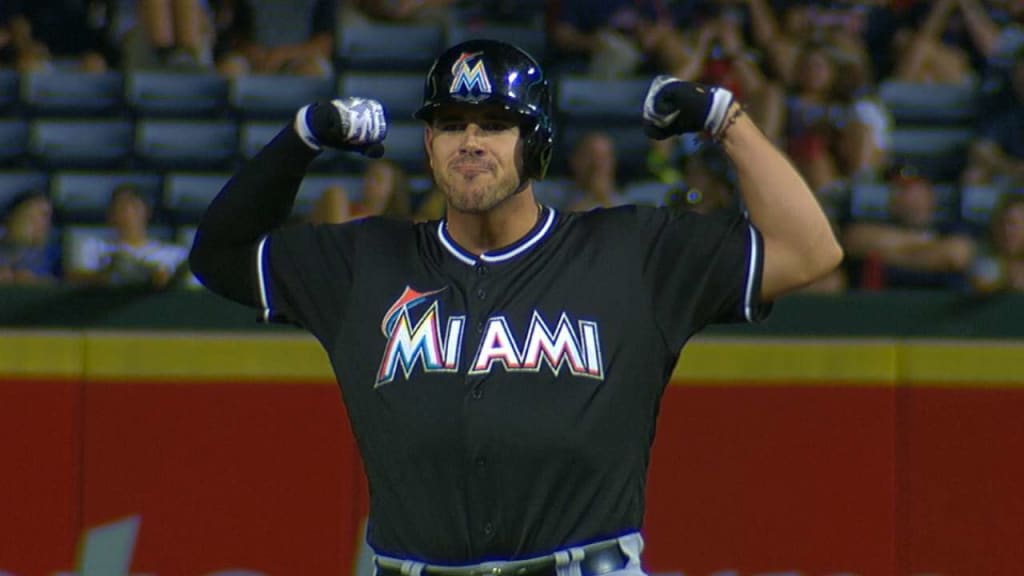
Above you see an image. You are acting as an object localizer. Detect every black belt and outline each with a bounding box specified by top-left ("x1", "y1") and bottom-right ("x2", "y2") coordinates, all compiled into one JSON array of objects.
[{"x1": 375, "y1": 540, "x2": 628, "y2": 576}]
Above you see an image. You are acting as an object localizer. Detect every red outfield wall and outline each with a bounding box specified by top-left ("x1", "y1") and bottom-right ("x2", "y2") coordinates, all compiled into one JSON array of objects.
[{"x1": 1, "y1": 333, "x2": 1022, "y2": 576}]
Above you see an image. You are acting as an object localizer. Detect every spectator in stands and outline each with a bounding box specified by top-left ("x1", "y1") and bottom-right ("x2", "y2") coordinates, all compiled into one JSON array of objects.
[
  {"x1": 0, "y1": 190, "x2": 60, "y2": 284},
  {"x1": 834, "y1": 47, "x2": 892, "y2": 182},
  {"x1": 67, "y1": 184, "x2": 188, "y2": 289},
  {"x1": 784, "y1": 42, "x2": 849, "y2": 194},
  {"x1": 123, "y1": 0, "x2": 214, "y2": 70},
  {"x1": 890, "y1": 0, "x2": 975, "y2": 85},
  {"x1": 972, "y1": 192, "x2": 1024, "y2": 292},
  {"x1": 351, "y1": 159, "x2": 413, "y2": 219},
  {"x1": 744, "y1": 0, "x2": 870, "y2": 87},
  {"x1": 671, "y1": 9, "x2": 785, "y2": 144},
  {"x1": 549, "y1": 0, "x2": 691, "y2": 80},
  {"x1": 842, "y1": 166, "x2": 975, "y2": 290},
  {"x1": 566, "y1": 132, "x2": 627, "y2": 211},
  {"x1": 667, "y1": 146, "x2": 736, "y2": 216},
  {"x1": 0, "y1": 0, "x2": 113, "y2": 73},
  {"x1": 348, "y1": 0, "x2": 456, "y2": 23},
  {"x1": 963, "y1": 48, "x2": 1024, "y2": 188},
  {"x1": 310, "y1": 185, "x2": 354, "y2": 225},
  {"x1": 950, "y1": 0, "x2": 1024, "y2": 112},
  {"x1": 215, "y1": 0, "x2": 335, "y2": 77}
]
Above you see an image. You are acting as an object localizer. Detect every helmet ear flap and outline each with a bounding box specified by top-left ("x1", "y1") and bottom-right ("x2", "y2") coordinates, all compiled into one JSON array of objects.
[
  {"x1": 523, "y1": 116, "x2": 554, "y2": 180},
  {"x1": 522, "y1": 80, "x2": 554, "y2": 180}
]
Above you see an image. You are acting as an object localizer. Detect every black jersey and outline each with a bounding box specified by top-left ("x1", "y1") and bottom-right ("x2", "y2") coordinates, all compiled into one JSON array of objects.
[{"x1": 257, "y1": 203, "x2": 769, "y2": 563}]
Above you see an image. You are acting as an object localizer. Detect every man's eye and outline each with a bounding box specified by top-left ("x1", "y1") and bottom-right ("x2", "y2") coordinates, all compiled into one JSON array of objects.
[
  {"x1": 482, "y1": 122, "x2": 511, "y2": 131},
  {"x1": 440, "y1": 123, "x2": 465, "y2": 132}
]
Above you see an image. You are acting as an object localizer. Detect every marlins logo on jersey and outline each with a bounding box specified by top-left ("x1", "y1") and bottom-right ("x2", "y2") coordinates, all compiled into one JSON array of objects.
[
  {"x1": 449, "y1": 51, "x2": 492, "y2": 101},
  {"x1": 375, "y1": 286, "x2": 605, "y2": 387}
]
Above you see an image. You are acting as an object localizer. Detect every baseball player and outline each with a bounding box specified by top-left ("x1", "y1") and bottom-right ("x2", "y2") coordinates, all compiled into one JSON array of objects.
[{"x1": 190, "y1": 39, "x2": 841, "y2": 576}]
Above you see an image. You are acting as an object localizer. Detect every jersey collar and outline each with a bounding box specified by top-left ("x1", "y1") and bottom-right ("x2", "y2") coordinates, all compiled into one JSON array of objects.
[{"x1": 437, "y1": 205, "x2": 556, "y2": 266}]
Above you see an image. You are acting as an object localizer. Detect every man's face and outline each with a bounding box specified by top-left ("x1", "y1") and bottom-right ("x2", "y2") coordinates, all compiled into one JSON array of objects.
[
  {"x1": 425, "y1": 104, "x2": 524, "y2": 214},
  {"x1": 571, "y1": 133, "x2": 615, "y2": 182},
  {"x1": 108, "y1": 191, "x2": 149, "y2": 234},
  {"x1": 998, "y1": 202, "x2": 1024, "y2": 257},
  {"x1": 891, "y1": 179, "x2": 936, "y2": 228},
  {"x1": 7, "y1": 196, "x2": 52, "y2": 246}
]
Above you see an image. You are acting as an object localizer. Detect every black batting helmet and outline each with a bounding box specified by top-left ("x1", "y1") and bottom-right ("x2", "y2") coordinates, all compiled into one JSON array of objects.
[{"x1": 414, "y1": 39, "x2": 554, "y2": 180}]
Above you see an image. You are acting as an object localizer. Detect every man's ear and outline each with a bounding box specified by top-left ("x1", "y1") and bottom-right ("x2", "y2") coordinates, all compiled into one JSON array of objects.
[{"x1": 424, "y1": 125, "x2": 434, "y2": 169}]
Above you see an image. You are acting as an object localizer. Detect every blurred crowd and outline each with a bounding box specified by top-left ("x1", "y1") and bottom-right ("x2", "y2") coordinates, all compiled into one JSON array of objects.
[{"x1": 1, "y1": 0, "x2": 1023, "y2": 294}]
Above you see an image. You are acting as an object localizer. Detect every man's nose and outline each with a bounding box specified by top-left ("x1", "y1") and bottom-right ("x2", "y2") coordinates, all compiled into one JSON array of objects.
[{"x1": 458, "y1": 124, "x2": 485, "y2": 154}]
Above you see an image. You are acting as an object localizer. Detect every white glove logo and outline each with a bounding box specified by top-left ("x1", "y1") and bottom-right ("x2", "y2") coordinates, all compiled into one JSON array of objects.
[
  {"x1": 642, "y1": 75, "x2": 682, "y2": 129},
  {"x1": 333, "y1": 97, "x2": 387, "y2": 146}
]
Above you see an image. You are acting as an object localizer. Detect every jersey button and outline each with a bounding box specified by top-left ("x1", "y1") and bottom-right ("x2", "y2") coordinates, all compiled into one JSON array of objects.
[
  {"x1": 476, "y1": 288, "x2": 486, "y2": 300},
  {"x1": 483, "y1": 522, "x2": 494, "y2": 536},
  {"x1": 476, "y1": 265, "x2": 489, "y2": 277},
  {"x1": 476, "y1": 321, "x2": 484, "y2": 334},
  {"x1": 471, "y1": 387, "x2": 483, "y2": 400}
]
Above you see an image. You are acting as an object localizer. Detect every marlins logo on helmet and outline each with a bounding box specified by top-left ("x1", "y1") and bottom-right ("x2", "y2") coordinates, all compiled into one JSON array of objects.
[{"x1": 449, "y1": 51, "x2": 492, "y2": 100}]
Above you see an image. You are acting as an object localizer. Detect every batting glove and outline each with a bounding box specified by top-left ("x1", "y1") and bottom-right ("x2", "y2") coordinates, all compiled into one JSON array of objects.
[
  {"x1": 294, "y1": 97, "x2": 387, "y2": 158},
  {"x1": 642, "y1": 75, "x2": 735, "y2": 141}
]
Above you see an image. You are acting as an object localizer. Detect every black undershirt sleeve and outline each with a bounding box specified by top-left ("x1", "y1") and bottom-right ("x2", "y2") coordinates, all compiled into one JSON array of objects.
[{"x1": 188, "y1": 124, "x2": 319, "y2": 308}]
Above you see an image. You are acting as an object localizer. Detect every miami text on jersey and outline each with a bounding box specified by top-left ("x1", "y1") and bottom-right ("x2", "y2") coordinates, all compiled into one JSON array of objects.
[{"x1": 375, "y1": 286, "x2": 604, "y2": 387}]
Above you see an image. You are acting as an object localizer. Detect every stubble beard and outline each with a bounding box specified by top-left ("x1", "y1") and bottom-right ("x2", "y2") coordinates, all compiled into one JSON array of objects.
[{"x1": 438, "y1": 168, "x2": 523, "y2": 214}]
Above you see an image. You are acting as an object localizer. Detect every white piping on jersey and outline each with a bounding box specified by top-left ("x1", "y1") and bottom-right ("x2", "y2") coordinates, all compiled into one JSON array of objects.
[
  {"x1": 743, "y1": 224, "x2": 759, "y2": 323},
  {"x1": 256, "y1": 235, "x2": 271, "y2": 322},
  {"x1": 436, "y1": 222, "x2": 476, "y2": 265},
  {"x1": 437, "y1": 206, "x2": 556, "y2": 265}
]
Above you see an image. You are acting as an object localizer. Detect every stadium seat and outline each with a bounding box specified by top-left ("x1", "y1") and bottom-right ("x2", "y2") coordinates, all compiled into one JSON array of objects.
[
  {"x1": 623, "y1": 180, "x2": 672, "y2": 207},
  {"x1": 241, "y1": 120, "x2": 350, "y2": 170},
  {"x1": 556, "y1": 75, "x2": 650, "y2": 121},
  {"x1": 230, "y1": 75, "x2": 335, "y2": 119},
  {"x1": 0, "y1": 171, "x2": 49, "y2": 211},
  {"x1": 50, "y1": 171, "x2": 163, "y2": 224},
  {"x1": 381, "y1": 122, "x2": 428, "y2": 173},
  {"x1": 21, "y1": 70, "x2": 123, "y2": 115},
  {"x1": 163, "y1": 172, "x2": 231, "y2": 224},
  {"x1": 126, "y1": 71, "x2": 228, "y2": 117},
  {"x1": 849, "y1": 182, "x2": 890, "y2": 220},
  {"x1": 890, "y1": 127, "x2": 974, "y2": 182},
  {"x1": 339, "y1": 72, "x2": 424, "y2": 121},
  {"x1": 295, "y1": 174, "x2": 363, "y2": 216},
  {"x1": 532, "y1": 177, "x2": 572, "y2": 209},
  {"x1": 29, "y1": 119, "x2": 133, "y2": 169},
  {"x1": 135, "y1": 119, "x2": 238, "y2": 169},
  {"x1": 447, "y1": 24, "x2": 546, "y2": 62},
  {"x1": 961, "y1": 185, "x2": 1006, "y2": 228},
  {"x1": 0, "y1": 70, "x2": 18, "y2": 111},
  {"x1": 238, "y1": 121, "x2": 282, "y2": 159},
  {"x1": 850, "y1": 181, "x2": 958, "y2": 223},
  {"x1": 336, "y1": 23, "x2": 443, "y2": 71},
  {"x1": 0, "y1": 120, "x2": 29, "y2": 166},
  {"x1": 878, "y1": 80, "x2": 978, "y2": 125}
]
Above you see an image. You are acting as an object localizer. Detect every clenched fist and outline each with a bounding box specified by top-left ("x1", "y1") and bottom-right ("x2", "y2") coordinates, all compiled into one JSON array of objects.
[{"x1": 642, "y1": 75, "x2": 735, "y2": 141}]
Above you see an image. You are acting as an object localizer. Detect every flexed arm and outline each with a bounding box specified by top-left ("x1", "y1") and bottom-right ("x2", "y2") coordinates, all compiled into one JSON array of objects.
[
  {"x1": 189, "y1": 99, "x2": 387, "y2": 306},
  {"x1": 643, "y1": 77, "x2": 843, "y2": 300}
]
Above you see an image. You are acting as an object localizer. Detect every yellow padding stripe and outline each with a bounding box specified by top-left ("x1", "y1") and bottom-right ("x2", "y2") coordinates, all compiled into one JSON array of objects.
[
  {"x1": 83, "y1": 331, "x2": 333, "y2": 381},
  {"x1": 0, "y1": 331, "x2": 83, "y2": 377},
  {"x1": 899, "y1": 340, "x2": 1024, "y2": 386},
  {"x1": 672, "y1": 338, "x2": 898, "y2": 385},
  {"x1": 3, "y1": 332, "x2": 1022, "y2": 387}
]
